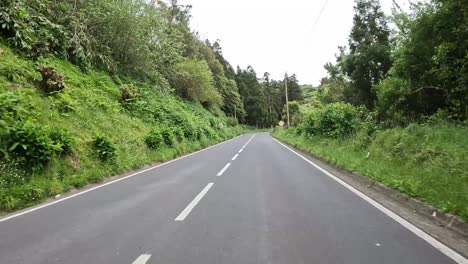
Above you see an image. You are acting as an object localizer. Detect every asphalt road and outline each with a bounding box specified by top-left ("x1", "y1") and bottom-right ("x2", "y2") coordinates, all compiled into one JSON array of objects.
[{"x1": 0, "y1": 133, "x2": 465, "y2": 264}]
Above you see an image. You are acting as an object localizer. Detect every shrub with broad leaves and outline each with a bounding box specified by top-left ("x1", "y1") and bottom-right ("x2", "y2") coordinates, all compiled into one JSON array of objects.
[
  {"x1": 92, "y1": 134, "x2": 116, "y2": 161},
  {"x1": 302, "y1": 103, "x2": 360, "y2": 138},
  {"x1": 144, "y1": 129, "x2": 163, "y2": 149}
]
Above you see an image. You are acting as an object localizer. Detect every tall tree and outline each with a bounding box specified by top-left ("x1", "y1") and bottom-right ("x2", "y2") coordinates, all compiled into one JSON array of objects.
[
  {"x1": 235, "y1": 66, "x2": 268, "y2": 127},
  {"x1": 377, "y1": 0, "x2": 468, "y2": 120},
  {"x1": 202, "y1": 40, "x2": 245, "y2": 120},
  {"x1": 285, "y1": 74, "x2": 303, "y2": 102},
  {"x1": 261, "y1": 72, "x2": 281, "y2": 126},
  {"x1": 339, "y1": 0, "x2": 392, "y2": 109}
]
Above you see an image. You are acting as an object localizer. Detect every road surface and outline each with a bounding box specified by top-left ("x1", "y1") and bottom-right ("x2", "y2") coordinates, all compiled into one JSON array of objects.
[{"x1": 0, "y1": 133, "x2": 465, "y2": 264}]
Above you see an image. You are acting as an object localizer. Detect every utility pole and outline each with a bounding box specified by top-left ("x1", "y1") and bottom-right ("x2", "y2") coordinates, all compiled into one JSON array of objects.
[
  {"x1": 234, "y1": 105, "x2": 237, "y2": 120},
  {"x1": 285, "y1": 73, "x2": 290, "y2": 128}
]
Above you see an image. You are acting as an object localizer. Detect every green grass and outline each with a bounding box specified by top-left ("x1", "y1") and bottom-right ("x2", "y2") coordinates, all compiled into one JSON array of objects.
[
  {"x1": 0, "y1": 43, "x2": 248, "y2": 213},
  {"x1": 273, "y1": 124, "x2": 468, "y2": 220}
]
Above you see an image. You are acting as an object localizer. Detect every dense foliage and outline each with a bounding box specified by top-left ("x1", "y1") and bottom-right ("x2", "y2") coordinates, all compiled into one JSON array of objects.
[
  {"x1": 307, "y1": 0, "x2": 467, "y2": 123},
  {"x1": 274, "y1": 0, "x2": 468, "y2": 219},
  {"x1": 234, "y1": 69, "x2": 303, "y2": 127},
  {"x1": 0, "y1": 0, "x2": 305, "y2": 128},
  {"x1": 301, "y1": 103, "x2": 360, "y2": 138},
  {"x1": 0, "y1": 0, "x2": 235, "y2": 114},
  {"x1": 0, "y1": 42, "x2": 246, "y2": 212}
]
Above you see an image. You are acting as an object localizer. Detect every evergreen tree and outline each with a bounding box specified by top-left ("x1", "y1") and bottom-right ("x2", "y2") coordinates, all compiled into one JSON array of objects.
[{"x1": 339, "y1": 0, "x2": 392, "y2": 109}]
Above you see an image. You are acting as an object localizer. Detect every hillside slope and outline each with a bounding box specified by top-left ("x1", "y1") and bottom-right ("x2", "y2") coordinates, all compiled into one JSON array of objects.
[{"x1": 0, "y1": 43, "x2": 245, "y2": 212}]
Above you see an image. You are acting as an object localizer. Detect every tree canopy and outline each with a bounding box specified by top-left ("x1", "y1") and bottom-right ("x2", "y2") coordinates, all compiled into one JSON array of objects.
[{"x1": 314, "y1": 0, "x2": 468, "y2": 123}]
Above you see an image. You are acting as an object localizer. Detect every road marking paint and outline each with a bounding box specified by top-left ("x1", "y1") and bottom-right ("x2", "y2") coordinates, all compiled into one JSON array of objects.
[
  {"x1": 232, "y1": 154, "x2": 239, "y2": 161},
  {"x1": 217, "y1": 163, "x2": 231, "y2": 176},
  {"x1": 272, "y1": 137, "x2": 468, "y2": 264},
  {"x1": 237, "y1": 134, "x2": 255, "y2": 154},
  {"x1": 244, "y1": 134, "x2": 256, "y2": 147},
  {"x1": 132, "y1": 254, "x2": 151, "y2": 264},
  {"x1": 175, "y1": 183, "x2": 214, "y2": 221},
  {"x1": 0, "y1": 136, "x2": 244, "y2": 224}
]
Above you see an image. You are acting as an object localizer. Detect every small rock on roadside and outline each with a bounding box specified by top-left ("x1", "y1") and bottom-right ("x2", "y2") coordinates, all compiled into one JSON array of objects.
[{"x1": 54, "y1": 194, "x2": 61, "y2": 199}]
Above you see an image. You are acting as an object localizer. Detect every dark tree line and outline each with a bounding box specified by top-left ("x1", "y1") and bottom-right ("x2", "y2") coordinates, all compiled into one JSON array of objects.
[{"x1": 234, "y1": 67, "x2": 303, "y2": 127}]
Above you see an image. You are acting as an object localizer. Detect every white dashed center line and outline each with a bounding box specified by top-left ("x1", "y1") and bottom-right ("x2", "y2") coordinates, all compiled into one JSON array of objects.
[
  {"x1": 238, "y1": 134, "x2": 255, "y2": 153},
  {"x1": 217, "y1": 163, "x2": 231, "y2": 176},
  {"x1": 132, "y1": 254, "x2": 151, "y2": 264},
  {"x1": 175, "y1": 183, "x2": 214, "y2": 221},
  {"x1": 232, "y1": 154, "x2": 239, "y2": 160},
  {"x1": 244, "y1": 134, "x2": 256, "y2": 146}
]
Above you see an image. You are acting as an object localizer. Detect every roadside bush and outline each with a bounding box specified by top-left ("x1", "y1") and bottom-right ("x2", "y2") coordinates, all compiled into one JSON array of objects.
[
  {"x1": 92, "y1": 134, "x2": 116, "y2": 161},
  {"x1": 302, "y1": 102, "x2": 360, "y2": 138},
  {"x1": 179, "y1": 119, "x2": 196, "y2": 139},
  {"x1": 0, "y1": 92, "x2": 30, "y2": 128},
  {"x1": 161, "y1": 128, "x2": 176, "y2": 146},
  {"x1": 208, "y1": 117, "x2": 217, "y2": 128},
  {"x1": 51, "y1": 93, "x2": 76, "y2": 113},
  {"x1": 195, "y1": 126, "x2": 205, "y2": 140},
  {"x1": 172, "y1": 59, "x2": 223, "y2": 108},
  {"x1": 144, "y1": 129, "x2": 163, "y2": 149},
  {"x1": 173, "y1": 127, "x2": 185, "y2": 142},
  {"x1": 226, "y1": 117, "x2": 238, "y2": 127},
  {"x1": 375, "y1": 77, "x2": 410, "y2": 122},
  {"x1": 203, "y1": 126, "x2": 216, "y2": 140},
  {"x1": 5, "y1": 120, "x2": 60, "y2": 168},
  {"x1": 356, "y1": 107, "x2": 379, "y2": 136},
  {"x1": 0, "y1": 94, "x2": 29, "y2": 153},
  {"x1": 0, "y1": 1, "x2": 66, "y2": 57},
  {"x1": 49, "y1": 128, "x2": 74, "y2": 155}
]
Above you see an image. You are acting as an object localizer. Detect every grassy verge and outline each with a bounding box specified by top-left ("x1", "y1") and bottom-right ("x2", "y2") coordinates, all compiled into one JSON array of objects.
[
  {"x1": 0, "y1": 133, "x2": 244, "y2": 214},
  {"x1": 0, "y1": 42, "x2": 249, "y2": 213},
  {"x1": 273, "y1": 124, "x2": 468, "y2": 221}
]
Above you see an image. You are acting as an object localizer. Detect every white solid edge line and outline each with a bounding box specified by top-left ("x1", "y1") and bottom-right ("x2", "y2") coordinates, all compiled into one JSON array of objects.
[
  {"x1": 175, "y1": 183, "x2": 214, "y2": 221},
  {"x1": 216, "y1": 163, "x2": 231, "y2": 177},
  {"x1": 132, "y1": 254, "x2": 152, "y2": 264},
  {"x1": 0, "y1": 135, "x2": 243, "y2": 224},
  {"x1": 271, "y1": 137, "x2": 468, "y2": 264},
  {"x1": 232, "y1": 154, "x2": 239, "y2": 161}
]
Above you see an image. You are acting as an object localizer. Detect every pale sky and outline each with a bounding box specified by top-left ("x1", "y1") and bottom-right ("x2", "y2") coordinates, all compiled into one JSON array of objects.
[{"x1": 179, "y1": 0, "x2": 410, "y2": 85}]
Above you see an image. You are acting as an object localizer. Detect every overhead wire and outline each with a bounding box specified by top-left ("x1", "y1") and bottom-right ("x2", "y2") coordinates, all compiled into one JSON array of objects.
[{"x1": 313, "y1": 0, "x2": 329, "y2": 27}]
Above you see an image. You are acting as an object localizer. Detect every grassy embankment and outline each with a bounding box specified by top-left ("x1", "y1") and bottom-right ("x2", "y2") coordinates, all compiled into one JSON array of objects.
[
  {"x1": 0, "y1": 43, "x2": 247, "y2": 213},
  {"x1": 274, "y1": 124, "x2": 468, "y2": 220}
]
